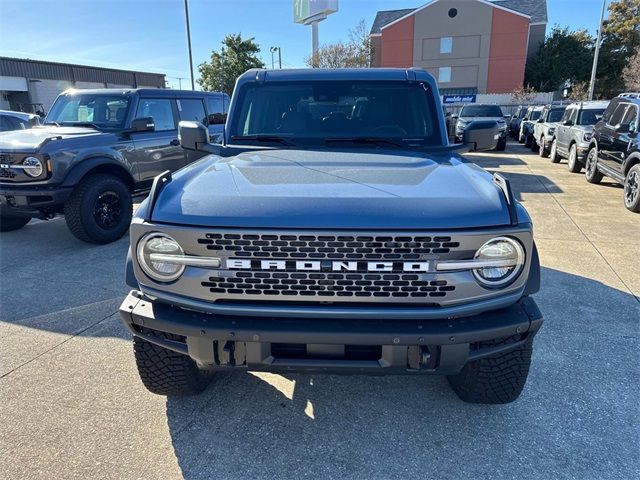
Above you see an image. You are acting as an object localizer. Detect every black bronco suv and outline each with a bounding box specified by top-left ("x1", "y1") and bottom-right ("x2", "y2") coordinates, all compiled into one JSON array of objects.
[
  {"x1": 120, "y1": 68, "x2": 544, "y2": 404},
  {"x1": 586, "y1": 94, "x2": 640, "y2": 212},
  {"x1": 0, "y1": 88, "x2": 228, "y2": 242}
]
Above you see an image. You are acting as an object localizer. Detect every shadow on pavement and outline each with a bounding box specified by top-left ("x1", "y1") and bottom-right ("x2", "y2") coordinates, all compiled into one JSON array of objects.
[{"x1": 164, "y1": 267, "x2": 639, "y2": 480}]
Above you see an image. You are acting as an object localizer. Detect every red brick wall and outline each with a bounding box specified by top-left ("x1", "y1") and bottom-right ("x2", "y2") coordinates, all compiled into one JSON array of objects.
[
  {"x1": 486, "y1": 8, "x2": 529, "y2": 93},
  {"x1": 380, "y1": 15, "x2": 414, "y2": 68}
]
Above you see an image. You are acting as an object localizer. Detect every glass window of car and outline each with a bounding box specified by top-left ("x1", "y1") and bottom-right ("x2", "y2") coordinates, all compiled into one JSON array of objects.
[
  {"x1": 620, "y1": 104, "x2": 637, "y2": 128},
  {"x1": 518, "y1": 108, "x2": 527, "y2": 119},
  {"x1": 548, "y1": 109, "x2": 565, "y2": 122},
  {"x1": 136, "y1": 98, "x2": 176, "y2": 131},
  {"x1": 230, "y1": 80, "x2": 441, "y2": 146},
  {"x1": 205, "y1": 96, "x2": 228, "y2": 124},
  {"x1": 605, "y1": 104, "x2": 627, "y2": 127},
  {"x1": 601, "y1": 99, "x2": 619, "y2": 124},
  {"x1": 459, "y1": 105, "x2": 504, "y2": 117},
  {"x1": 530, "y1": 109, "x2": 542, "y2": 121},
  {"x1": 46, "y1": 94, "x2": 130, "y2": 129},
  {"x1": 560, "y1": 108, "x2": 573, "y2": 123},
  {"x1": 177, "y1": 98, "x2": 206, "y2": 123}
]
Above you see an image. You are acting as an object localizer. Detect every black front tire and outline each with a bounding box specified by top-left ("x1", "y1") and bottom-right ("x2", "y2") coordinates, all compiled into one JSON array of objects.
[
  {"x1": 495, "y1": 137, "x2": 507, "y2": 151},
  {"x1": 134, "y1": 336, "x2": 214, "y2": 396},
  {"x1": 549, "y1": 139, "x2": 561, "y2": 163},
  {"x1": 64, "y1": 174, "x2": 132, "y2": 244},
  {"x1": 567, "y1": 144, "x2": 582, "y2": 173},
  {"x1": 447, "y1": 337, "x2": 533, "y2": 404},
  {"x1": 624, "y1": 164, "x2": 640, "y2": 213},
  {"x1": 0, "y1": 214, "x2": 31, "y2": 232},
  {"x1": 538, "y1": 136, "x2": 549, "y2": 157},
  {"x1": 585, "y1": 148, "x2": 603, "y2": 184},
  {"x1": 524, "y1": 134, "x2": 533, "y2": 148}
]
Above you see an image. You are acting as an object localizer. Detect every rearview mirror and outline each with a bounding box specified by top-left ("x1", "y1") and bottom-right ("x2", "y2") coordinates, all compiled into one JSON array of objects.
[
  {"x1": 179, "y1": 121, "x2": 210, "y2": 151},
  {"x1": 130, "y1": 117, "x2": 155, "y2": 132}
]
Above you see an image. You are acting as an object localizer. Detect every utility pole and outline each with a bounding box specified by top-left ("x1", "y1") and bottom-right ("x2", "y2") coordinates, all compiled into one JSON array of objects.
[
  {"x1": 588, "y1": 0, "x2": 607, "y2": 100},
  {"x1": 311, "y1": 21, "x2": 319, "y2": 67},
  {"x1": 184, "y1": 0, "x2": 195, "y2": 90}
]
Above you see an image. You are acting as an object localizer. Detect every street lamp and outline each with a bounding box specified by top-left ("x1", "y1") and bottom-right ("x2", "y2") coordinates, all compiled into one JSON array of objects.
[{"x1": 270, "y1": 46, "x2": 282, "y2": 69}]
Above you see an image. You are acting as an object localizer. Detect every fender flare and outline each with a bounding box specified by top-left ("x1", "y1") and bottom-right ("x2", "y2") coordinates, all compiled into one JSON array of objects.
[
  {"x1": 523, "y1": 241, "x2": 540, "y2": 296},
  {"x1": 61, "y1": 156, "x2": 135, "y2": 189},
  {"x1": 623, "y1": 152, "x2": 640, "y2": 176}
]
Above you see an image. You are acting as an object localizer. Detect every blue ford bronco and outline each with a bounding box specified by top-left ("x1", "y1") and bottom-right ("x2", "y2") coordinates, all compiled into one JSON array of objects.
[{"x1": 120, "y1": 68, "x2": 543, "y2": 404}]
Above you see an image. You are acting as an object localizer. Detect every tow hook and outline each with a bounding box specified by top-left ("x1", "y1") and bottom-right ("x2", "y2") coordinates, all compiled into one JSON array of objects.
[{"x1": 408, "y1": 345, "x2": 432, "y2": 370}]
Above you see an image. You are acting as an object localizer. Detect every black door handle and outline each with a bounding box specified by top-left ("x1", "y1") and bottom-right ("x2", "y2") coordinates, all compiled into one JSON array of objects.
[{"x1": 170, "y1": 139, "x2": 180, "y2": 146}]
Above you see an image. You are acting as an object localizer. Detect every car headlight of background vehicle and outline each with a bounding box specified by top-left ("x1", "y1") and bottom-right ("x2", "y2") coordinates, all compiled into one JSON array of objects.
[
  {"x1": 583, "y1": 132, "x2": 592, "y2": 142},
  {"x1": 22, "y1": 156, "x2": 44, "y2": 177},
  {"x1": 548, "y1": 127, "x2": 555, "y2": 135},
  {"x1": 137, "y1": 233, "x2": 185, "y2": 282},
  {"x1": 472, "y1": 237, "x2": 525, "y2": 288}
]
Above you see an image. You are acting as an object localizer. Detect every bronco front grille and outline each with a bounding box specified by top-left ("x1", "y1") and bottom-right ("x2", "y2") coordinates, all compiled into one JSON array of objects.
[
  {"x1": 198, "y1": 233, "x2": 460, "y2": 260},
  {"x1": 201, "y1": 272, "x2": 456, "y2": 299}
]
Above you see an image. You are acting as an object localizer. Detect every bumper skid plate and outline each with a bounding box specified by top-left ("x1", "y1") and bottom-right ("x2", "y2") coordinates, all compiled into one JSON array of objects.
[{"x1": 120, "y1": 290, "x2": 543, "y2": 375}]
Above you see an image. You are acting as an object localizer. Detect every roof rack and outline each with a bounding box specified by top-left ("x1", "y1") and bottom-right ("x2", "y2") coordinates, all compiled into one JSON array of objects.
[{"x1": 618, "y1": 92, "x2": 640, "y2": 99}]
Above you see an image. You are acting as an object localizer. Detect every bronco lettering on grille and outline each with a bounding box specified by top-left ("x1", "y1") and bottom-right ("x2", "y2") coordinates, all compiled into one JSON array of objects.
[{"x1": 225, "y1": 259, "x2": 432, "y2": 272}]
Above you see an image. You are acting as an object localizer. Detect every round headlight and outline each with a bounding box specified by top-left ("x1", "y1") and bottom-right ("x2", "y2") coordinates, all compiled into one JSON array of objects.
[
  {"x1": 137, "y1": 233, "x2": 185, "y2": 282},
  {"x1": 23, "y1": 157, "x2": 44, "y2": 177},
  {"x1": 472, "y1": 237, "x2": 525, "y2": 288}
]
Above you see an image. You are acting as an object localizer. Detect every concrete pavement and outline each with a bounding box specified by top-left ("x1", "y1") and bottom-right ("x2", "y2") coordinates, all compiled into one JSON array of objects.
[{"x1": 1, "y1": 142, "x2": 638, "y2": 479}]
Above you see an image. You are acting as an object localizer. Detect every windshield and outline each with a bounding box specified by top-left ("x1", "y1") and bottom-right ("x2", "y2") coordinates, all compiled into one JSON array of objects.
[
  {"x1": 530, "y1": 110, "x2": 542, "y2": 121},
  {"x1": 229, "y1": 81, "x2": 441, "y2": 146},
  {"x1": 46, "y1": 93, "x2": 131, "y2": 130},
  {"x1": 459, "y1": 105, "x2": 503, "y2": 118},
  {"x1": 518, "y1": 109, "x2": 527, "y2": 119},
  {"x1": 548, "y1": 109, "x2": 565, "y2": 122},
  {"x1": 578, "y1": 108, "x2": 605, "y2": 125}
]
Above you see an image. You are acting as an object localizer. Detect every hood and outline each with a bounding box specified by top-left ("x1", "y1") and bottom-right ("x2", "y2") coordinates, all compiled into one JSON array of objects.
[
  {"x1": 149, "y1": 148, "x2": 511, "y2": 230},
  {"x1": 0, "y1": 126, "x2": 100, "y2": 152}
]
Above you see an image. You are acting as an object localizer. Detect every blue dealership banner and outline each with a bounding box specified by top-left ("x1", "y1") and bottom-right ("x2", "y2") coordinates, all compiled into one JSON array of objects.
[{"x1": 442, "y1": 94, "x2": 477, "y2": 104}]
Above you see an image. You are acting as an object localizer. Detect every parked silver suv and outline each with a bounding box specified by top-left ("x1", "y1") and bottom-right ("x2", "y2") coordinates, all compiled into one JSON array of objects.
[{"x1": 549, "y1": 101, "x2": 609, "y2": 172}]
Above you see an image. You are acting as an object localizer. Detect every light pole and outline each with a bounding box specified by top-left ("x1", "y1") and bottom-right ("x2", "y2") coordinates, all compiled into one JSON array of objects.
[
  {"x1": 184, "y1": 0, "x2": 195, "y2": 90},
  {"x1": 588, "y1": 0, "x2": 607, "y2": 100},
  {"x1": 270, "y1": 46, "x2": 281, "y2": 69}
]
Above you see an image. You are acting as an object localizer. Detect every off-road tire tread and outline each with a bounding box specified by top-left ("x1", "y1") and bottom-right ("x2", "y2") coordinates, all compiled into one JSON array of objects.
[
  {"x1": 624, "y1": 164, "x2": 640, "y2": 212},
  {"x1": 64, "y1": 174, "x2": 132, "y2": 244},
  {"x1": 567, "y1": 144, "x2": 581, "y2": 172},
  {"x1": 585, "y1": 149, "x2": 603, "y2": 184},
  {"x1": 538, "y1": 136, "x2": 549, "y2": 157},
  {"x1": 133, "y1": 336, "x2": 214, "y2": 396},
  {"x1": 0, "y1": 215, "x2": 30, "y2": 232},
  {"x1": 447, "y1": 337, "x2": 533, "y2": 404}
]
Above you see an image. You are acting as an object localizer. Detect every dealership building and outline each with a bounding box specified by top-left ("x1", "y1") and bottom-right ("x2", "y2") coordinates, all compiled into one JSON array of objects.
[
  {"x1": 0, "y1": 57, "x2": 166, "y2": 114},
  {"x1": 370, "y1": 0, "x2": 547, "y2": 95}
]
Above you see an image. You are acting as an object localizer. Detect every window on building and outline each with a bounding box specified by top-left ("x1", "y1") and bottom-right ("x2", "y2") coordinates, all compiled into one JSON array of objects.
[
  {"x1": 440, "y1": 37, "x2": 452, "y2": 54},
  {"x1": 438, "y1": 67, "x2": 452, "y2": 83}
]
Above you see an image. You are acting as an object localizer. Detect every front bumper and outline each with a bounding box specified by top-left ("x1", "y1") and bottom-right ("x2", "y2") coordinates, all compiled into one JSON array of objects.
[
  {"x1": 120, "y1": 290, "x2": 543, "y2": 375},
  {"x1": 0, "y1": 183, "x2": 72, "y2": 217}
]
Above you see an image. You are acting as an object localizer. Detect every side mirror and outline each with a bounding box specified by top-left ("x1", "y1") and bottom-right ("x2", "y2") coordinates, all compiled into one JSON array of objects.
[
  {"x1": 207, "y1": 113, "x2": 227, "y2": 125},
  {"x1": 615, "y1": 123, "x2": 631, "y2": 133},
  {"x1": 563, "y1": 120, "x2": 574, "y2": 126},
  {"x1": 131, "y1": 117, "x2": 155, "y2": 132},
  {"x1": 179, "y1": 121, "x2": 210, "y2": 151},
  {"x1": 451, "y1": 114, "x2": 459, "y2": 120},
  {"x1": 537, "y1": 118, "x2": 544, "y2": 123},
  {"x1": 505, "y1": 115, "x2": 512, "y2": 119}
]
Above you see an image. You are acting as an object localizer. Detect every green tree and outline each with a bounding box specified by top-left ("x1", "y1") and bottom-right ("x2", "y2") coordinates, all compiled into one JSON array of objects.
[
  {"x1": 306, "y1": 20, "x2": 372, "y2": 68},
  {"x1": 198, "y1": 34, "x2": 265, "y2": 95},
  {"x1": 622, "y1": 46, "x2": 640, "y2": 91},
  {"x1": 595, "y1": 0, "x2": 640, "y2": 96},
  {"x1": 524, "y1": 26, "x2": 594, "y2": 92}
]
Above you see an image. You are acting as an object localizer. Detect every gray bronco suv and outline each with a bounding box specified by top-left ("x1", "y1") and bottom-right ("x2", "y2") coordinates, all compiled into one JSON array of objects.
[
  {"x1": 0, "y1": 88, "x2": 228, "y2": 242},
  {"x1": 120, "y1": 68, "x2": 543, "y2": 404}
]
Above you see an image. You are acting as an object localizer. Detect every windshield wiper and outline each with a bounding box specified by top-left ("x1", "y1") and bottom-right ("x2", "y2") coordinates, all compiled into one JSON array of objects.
[
  {"x1": 325, "y1": 137, "x2": 406, "y2": 148},
  {"x1": 231, "y1": 135, "x2": 298, "y2": 147},
  {"x1": 43, "y1": 121, "x2": 60, "y2": 127}
]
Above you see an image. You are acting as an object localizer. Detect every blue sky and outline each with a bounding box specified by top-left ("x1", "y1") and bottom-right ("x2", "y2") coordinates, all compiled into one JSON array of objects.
[{"x1": 0, "y1": 0, "x2": 611, "y2": 89}]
